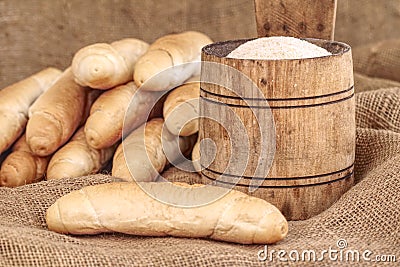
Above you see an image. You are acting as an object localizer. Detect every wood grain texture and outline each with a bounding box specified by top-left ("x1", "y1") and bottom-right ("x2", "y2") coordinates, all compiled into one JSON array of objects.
[
  {"x1": 254, "y1": 0, "x2": 337, "y2": 39},
  {"x1": 200, "y1": 38, "x2": 355, "y2": 220}
]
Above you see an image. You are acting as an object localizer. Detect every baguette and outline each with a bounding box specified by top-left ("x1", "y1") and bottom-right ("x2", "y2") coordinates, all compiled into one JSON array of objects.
[
  {"x1": 47, "y1": 127, "x2": 116, "y2": 180},
  {"x1": 46, "y1": 182, "x2": 288, "y2": 244},
  {"x1": 134, "y1": 31, "x2": 212, "y2": 91},
  {"x1": 0, "y1": 134, "x2": 50, "y2": 187},
  {"x1": 163, "y1": 78, "x2": 199, "y2": 136},
  {"x1": 72, "y1": 38, "x2": 149, "y2": 89},
  {"x1": 112, "y1": 118, "x2": 195, "y2": 182},
  {"x1": 84, "y1": 82, "x2": 162, "y2": 149},
  {"x1": 26, "y1": 69, "x2": 88, "y2": 157},
  {"x1": 0, "y1": 68, "x2": 61, "y2": 155}
]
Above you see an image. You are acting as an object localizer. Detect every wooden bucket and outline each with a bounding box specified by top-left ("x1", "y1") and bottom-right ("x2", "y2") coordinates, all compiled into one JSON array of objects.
[{"x1": 200, "y1": 38, "x2": 355, "y2": 220}]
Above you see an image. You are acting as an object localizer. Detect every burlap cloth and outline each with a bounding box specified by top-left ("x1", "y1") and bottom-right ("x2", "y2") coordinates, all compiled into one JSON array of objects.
[
  {"x1": 0, "y1": 38, "x2": 398, "y2": 266},
  {"x1": 1, "y1": 0, "x2": 399, "y2": 89},
  {"x1": 1, "y1": 0, "x2": 400, "y2": 263}
]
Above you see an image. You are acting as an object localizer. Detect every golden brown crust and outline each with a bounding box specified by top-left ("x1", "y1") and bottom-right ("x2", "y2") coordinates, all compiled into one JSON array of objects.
[
  {"x1": 0, "y1": 134, "x2": 50, "y2": 187},
  {"x1": 72, "y1": 38, "x2": 149, "y2": 89},
  {"x1": 134, "y1": 31, "x2": 212, "y2": 91},
  {"x1": 26, "y1": 69, "x2": 88, "y2": 157},
  {"x1": 46, "y1": 182, "x2": 288, "y2": 244},
  {"x1": 47, "y1": 127, "x2": 116, "y2": 180},
  {"x1": 84, "y1": 82, "x2": 161, "y2": 149},
  {"x1": 163, "y1": 81, "x2": 200, "y2": 136},
  {"x1": 0, "y1": 68, "x2": 61, "y2": 154},
  {"x1": 112, "y1": 118, "x2": 166, "y2": 182},
  {"x1": 112, "y1": 118, "x2": 195, "y2": 182}
]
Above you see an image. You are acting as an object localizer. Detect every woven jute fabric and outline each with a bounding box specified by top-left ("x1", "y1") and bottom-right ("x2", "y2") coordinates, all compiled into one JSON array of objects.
[
  {"x1": 353, "y1": 39, "x2": 400, "y2": 83},
  {"x1": 1, "y1": 1, "x2": 400, "y2": 266},
  {"x1": 354, "y1": 73, "x2": 400, "y2": 93},
  {"x1": 1, "y1": 86, "x2": 399, "y2": 266},
  {"x1": 1, "y1": 0, "x2": 400, "y2": 89}
]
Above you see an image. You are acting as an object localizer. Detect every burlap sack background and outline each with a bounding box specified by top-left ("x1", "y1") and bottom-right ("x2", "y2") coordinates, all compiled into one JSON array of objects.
[
  {"x1": 1, "y1": 0, "x2": 399, "y2": 266},
  {"x1": 0, "y1": 0, "x2": 399, "y2": 88},
  {"x1": 1, "y1": 85, "x2": 399, "y2": 266}
]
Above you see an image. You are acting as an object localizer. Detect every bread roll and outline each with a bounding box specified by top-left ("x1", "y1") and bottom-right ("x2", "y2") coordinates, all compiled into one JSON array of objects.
[
  {"x1": 46, "y1": 182, "x2": 288, "y2": 244},
  {"x1": 134, "y1": 31, "x2": 212, "y2": 91},
  {"x1": 84, "y1": 82, "x2": 162, "y2": 149},
  {"x1": 0, "y1": 68, "x2": 61, "y2": 155},
  {"x1": 72, "y1": 38, "x2": 149, "y2": 89},
  {"x1": 26, "y1": 69, "x2": 88, "y2": 157},
  {"x1": 47, "y1": 127, "x2": 116, "y2": 180},
  {"x1": 0, "y1": 134, "x2": 50, "y2": 187},
  {"x1": 163, "y1": 79, "x2": 199, "y2": 136},
  {"x1": 112, "y1": 118, "x2": 195, "y2": 182}
]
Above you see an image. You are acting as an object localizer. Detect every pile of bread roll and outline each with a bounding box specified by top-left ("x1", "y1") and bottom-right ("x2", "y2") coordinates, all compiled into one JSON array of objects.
[
  {"x1": 0, "y1": 31, "x2": 209, "y2": 187},
  {"x1": 0, "y1": 31, "x2": 288, "y2": 245}
]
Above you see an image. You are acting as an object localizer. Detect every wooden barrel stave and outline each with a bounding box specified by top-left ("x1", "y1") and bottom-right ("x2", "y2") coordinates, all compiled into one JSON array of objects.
[{"x1": 200, "y1": 38, "x2": 355, "y2": 220}]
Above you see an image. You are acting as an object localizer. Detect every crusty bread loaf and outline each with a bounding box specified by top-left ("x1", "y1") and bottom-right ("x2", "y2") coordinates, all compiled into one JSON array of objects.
[
  {"x1": 26, "y1": 68, "x2": 88, "y2": 157},
  {"x1": 0, "y1": 68, "x2": 61, "y2": 155},
  {"x1": 134, "y1": 31, "x2": 212, "y2": 91},
  {"x1": 84, "y1": 82, "x2": 162, "y2": 149},
  {"x1": 72, "y1": 38, "x2": 149, "y2": 89},
  {"x1": 163, "y1": 79, "x2": 199, "y2": 136},
  {"x1": 46, "y1": 182, "x2": 288, "y2": 244},
  {"x1": 112, "y1": 118, "x2": 195, "y2": 182},
  {"x1": 47, "y1": 127, "x2": 116, "y2": 180},
  {"x1": 0, "y1": 134, "x2": 50, "y2": 187}
]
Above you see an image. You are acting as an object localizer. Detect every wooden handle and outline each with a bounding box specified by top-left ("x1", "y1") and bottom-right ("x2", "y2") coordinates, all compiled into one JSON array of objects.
[{"x1": 254, "y1": 0, "x2": 337, "y2": 40}]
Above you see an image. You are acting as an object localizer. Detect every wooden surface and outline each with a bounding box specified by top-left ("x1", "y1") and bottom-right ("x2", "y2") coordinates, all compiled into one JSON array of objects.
[
  {"x1": 200, "y1": 39, "x2": 355, "y2": 220},
  {"x1": 254, "y1": 0, "x2": 337, "y2": 39}
]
